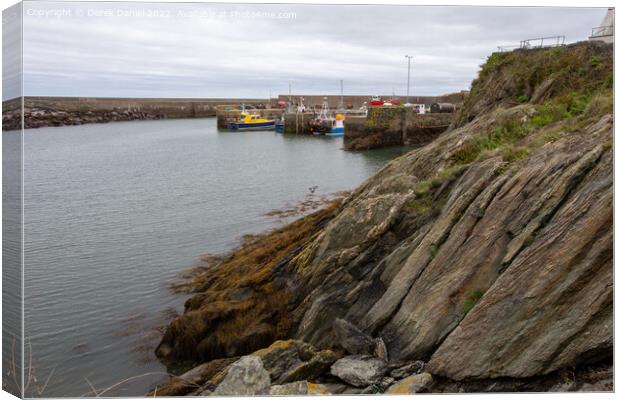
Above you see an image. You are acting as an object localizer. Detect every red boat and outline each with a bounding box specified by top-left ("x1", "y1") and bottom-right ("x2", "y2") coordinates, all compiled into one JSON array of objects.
[
  {"x1": 369, "y1": 95, "x2": 400, "y2": 107},
  {"x1": 369, "y1": 95, "x2": 385, "y2": 106}
]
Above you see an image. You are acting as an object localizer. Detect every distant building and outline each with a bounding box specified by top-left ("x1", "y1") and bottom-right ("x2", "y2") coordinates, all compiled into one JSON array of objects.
[{"x1": 589, "y1": 8, "x2": 614, "y2": 43}]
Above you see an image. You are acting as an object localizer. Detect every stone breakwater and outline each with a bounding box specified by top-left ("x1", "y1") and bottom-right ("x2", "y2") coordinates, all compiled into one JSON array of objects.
[
  {"x1": 2, "y1": 97, "x2": 270, "y2": 130},
  {"x1": 153, "y1": 41, "x2": 613, "y2": 395},
  {"x1": 344, "y1": 109, "x2": 454, "y2": 150}
]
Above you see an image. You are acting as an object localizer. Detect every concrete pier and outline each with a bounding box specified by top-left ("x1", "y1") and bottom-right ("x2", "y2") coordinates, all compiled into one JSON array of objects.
[
  {"x1": 283, "y1": 112, "x2": 315, "y2": 134},
  {"x1": 344, "y1": 107, "x2": 454, "y2": 150}
]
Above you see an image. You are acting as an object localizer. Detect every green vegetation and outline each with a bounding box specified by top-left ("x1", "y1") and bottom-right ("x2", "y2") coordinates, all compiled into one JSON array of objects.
[
  {"x1": 500, "y1": 146, "x2": 530, "y2": 163},
  {"x1": 584, "y1": 90, "x2": 613, "y2": 116},
  {"x1": 453, "y1": 86, "x2": 609, "y2": 168},
  {"x1": 523, "y1": 233, "x2": 536, "y2": 247},
  {"x1": 429, "y1": 244, "x2": 439, "y2": 259},
  {"x1": 462, "y1": 289, "x2": 485, "y2": 315},
  {"x1": 516, "y1": 94, "x2": 529, "y2": 103},
  {"x1": 590, "y1": 55, "x2": 602, "y2": 67},
  {"x1": 407, "y1": 166, "x2": 465, "y2": 216},
  {"x1": 452, "y1": 117, "x2": 530, "y2": 164},
  {"x1": 477, "y1": 52, "x2": 507, "y2": 81},
  {"x1": 455, "y1": 42, "x2": 612, "y2": 129}
]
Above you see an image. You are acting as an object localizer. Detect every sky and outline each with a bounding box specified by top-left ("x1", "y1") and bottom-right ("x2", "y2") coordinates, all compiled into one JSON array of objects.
[{"x1": 2, "y1": 1, "x2": 609, "y2": 99}]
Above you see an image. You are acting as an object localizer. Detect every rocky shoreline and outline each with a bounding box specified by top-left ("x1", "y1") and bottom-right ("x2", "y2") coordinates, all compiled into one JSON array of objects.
[
  {"x1": 149, "y1": 334, "x2": 612, "y2": 396},
  {"x1": 151, "y1": 41, "x2": 613, "y2": 395}
]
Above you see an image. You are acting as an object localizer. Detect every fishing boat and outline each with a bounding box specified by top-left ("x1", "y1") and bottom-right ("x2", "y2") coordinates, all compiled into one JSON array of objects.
[
  {"x1": 325, "y1": 114, "x2": 345, "y2": 136},
  {"x1": 308, "y1": 98, "x2": 345, "y2": 137},
  {"x1": 275, "y1": 118, "x2": 285, "y2": 133},
  {"x1": 368, "y1": 95, "x2": 400, "y2": 107},
  {"x1": 227, "y1": 112, "x2": 275, "y2": 130}
]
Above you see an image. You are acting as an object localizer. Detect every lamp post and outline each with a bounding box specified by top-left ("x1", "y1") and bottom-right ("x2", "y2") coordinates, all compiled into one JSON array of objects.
[
  {"x1": 405, "y1": 55, "x2": 413, "y2": 105},
  {"x1": 339, "y1": 79, "x2": 344, "y2": 111}
]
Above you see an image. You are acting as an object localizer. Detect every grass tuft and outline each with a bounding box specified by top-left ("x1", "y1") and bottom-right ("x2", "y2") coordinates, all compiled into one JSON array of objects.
[{"x1": 462, "y1": 289, "x2": 485, "y2": 315}]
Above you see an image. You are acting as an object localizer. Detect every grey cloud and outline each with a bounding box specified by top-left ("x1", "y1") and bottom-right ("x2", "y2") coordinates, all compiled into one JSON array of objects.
[{"x1": 17, "y1": 1, "x2": 607, "y2": 99}]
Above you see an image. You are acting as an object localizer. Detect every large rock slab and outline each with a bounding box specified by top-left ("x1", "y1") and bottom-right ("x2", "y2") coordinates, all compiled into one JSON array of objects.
[
  {"x1": 212, "y1": 356, "x2": 271, "y2": 396},
  {"x1": 427, "y1": 148, "x2": 613, "y2": 380},
  {"x1": 330, "y1": 355, "x2": 387, "y2": 387}
]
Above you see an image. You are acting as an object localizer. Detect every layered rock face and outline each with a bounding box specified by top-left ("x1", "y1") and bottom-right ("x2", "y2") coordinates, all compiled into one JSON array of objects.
[{"x1": 156, "y1": 41, "x2": 613, "y2": 391}]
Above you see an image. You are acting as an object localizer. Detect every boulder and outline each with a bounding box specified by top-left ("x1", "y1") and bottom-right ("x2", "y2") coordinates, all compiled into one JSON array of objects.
[
  {"x1": 330, "y1": 355, "x2": 387, "y2": 387},
  {"x1": 212, "y1": 356, "x2": 271, "y2": 396},
  {"x1": 332, "y1": 318, "x2": 375, "y2": 355},
  {"x1": 269, "y1": 381, "x2": 331, "y2": 395},
  {"x1": 385, "y1": 373, "x2": 434, "y2": 394}
]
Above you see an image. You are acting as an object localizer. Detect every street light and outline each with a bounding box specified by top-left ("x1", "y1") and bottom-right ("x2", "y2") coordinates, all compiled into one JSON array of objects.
[{"x1": 405, "y1": 55, "x2": 413, "y2": 105}]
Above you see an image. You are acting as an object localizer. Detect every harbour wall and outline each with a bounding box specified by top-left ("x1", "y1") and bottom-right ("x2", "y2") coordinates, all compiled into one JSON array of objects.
[
  {"x1": 2, "y1": 97, "x2": 270, "y2": 130},
  {"x1": 344, "y1": 107, "x2": 454, "y2": 150}
]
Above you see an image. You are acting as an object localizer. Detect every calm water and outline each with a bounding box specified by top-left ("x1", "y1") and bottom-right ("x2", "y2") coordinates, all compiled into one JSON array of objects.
[{"x1": 9, "y1": 118, "x2": 408, "y2": 396}]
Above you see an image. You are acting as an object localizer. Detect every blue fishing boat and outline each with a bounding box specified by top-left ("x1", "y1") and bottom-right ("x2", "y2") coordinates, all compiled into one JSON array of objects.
[
  {"x1": 275, "y1": 119, "x2": 285, "y2": 133},
  {"x1": 308, "y1": 98, "x2": 345, "y2": 137}
]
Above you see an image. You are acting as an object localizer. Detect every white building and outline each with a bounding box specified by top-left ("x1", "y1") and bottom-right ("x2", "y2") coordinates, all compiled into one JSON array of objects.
[{"x1": 589, "y1": 8, "x2": 614, "y2": 43}]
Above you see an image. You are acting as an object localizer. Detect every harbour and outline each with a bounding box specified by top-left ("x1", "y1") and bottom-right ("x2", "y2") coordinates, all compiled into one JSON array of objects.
[{"x1": 3, "y1": 2, "x2": 613, "y2": 397}]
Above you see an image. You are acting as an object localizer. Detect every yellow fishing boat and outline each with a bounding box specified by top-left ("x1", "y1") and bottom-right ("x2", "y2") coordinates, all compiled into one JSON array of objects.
[{"x1": 227, "y1": 113, "x2": 275, "y2": 130}]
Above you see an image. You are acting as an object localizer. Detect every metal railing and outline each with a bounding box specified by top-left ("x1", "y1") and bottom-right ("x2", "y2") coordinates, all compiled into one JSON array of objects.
[
  {"x1": 496, "y1": 35, "x2": 566, "y2": 53},
  {"x1": 591, "y1": 25, "x2": 613, "y2": 38},
  {"x1": 497, "y1": 45, "x2": 521, "y2": 53},
  {"x1": 519, "y1": 35, "x2": 566, "y2": 49}
]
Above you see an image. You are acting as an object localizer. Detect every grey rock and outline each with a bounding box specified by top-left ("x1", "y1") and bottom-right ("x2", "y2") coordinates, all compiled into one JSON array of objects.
[
  {"x1": 332, "y1": 318, "x2": 375, "y2": 355},
  {"x1": 374, "y1": 338, "x2": 389, "y2": 362},
  {"x1": 330, "y1": 355, "x2": 387, "y2": 387},
  {"x1": 212, "y1": 356, "x2": 271, "y2": 396}
]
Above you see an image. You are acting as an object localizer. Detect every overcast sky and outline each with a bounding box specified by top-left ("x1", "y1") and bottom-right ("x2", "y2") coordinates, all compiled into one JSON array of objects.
[{"x1": 4, "y1": 2, "x2": 608, "y2": 99}]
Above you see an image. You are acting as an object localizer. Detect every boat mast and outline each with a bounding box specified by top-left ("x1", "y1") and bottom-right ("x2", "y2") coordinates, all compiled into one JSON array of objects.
[{"x1": 320, "y1": 97, "x2": 329, "y2": 119}]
